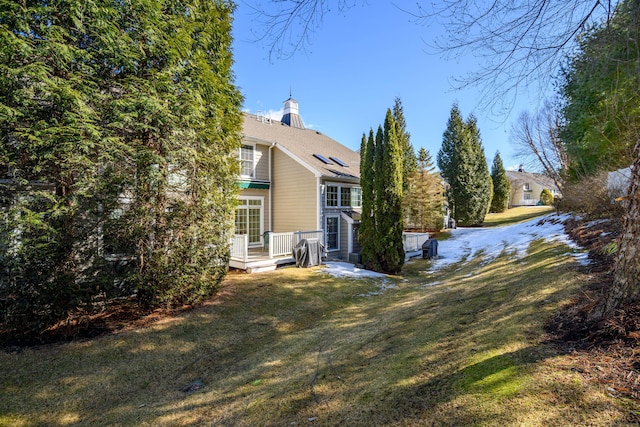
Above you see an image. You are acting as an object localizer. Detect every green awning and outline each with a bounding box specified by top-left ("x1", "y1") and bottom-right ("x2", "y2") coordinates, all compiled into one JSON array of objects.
[{"x1": 237, "y1": 181, "x2": 270, "y2": 189}]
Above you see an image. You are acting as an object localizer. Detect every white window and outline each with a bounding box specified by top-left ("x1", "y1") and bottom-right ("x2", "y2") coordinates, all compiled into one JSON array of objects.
[
  {"x1": 240, "y1": 144, "x2": 255, "y2": 178},
  {"x1": 523, "y1": 183, "x2": 531, "y2": 191},
  {"x1": 340, "y1": 187, "x2": 351, "y2": 207},
  {"x1": 524, "y1": 193, "x2": 531, "y2": 200},
  {"x1": 326, "y1": 185, "x2": 338, "y2": 207},
  {"x1": 327, "y1": 185, "x2": 362, "y2": 208},
  {"x1": 350, "y1": 187, "x2": 362, "y2": 207},
  {"x1": 235, "y1": 197, "x2": 263, "y2": 246},
  {"x1": 325, "y1": 216, "x2": 339, "y2": 250}
]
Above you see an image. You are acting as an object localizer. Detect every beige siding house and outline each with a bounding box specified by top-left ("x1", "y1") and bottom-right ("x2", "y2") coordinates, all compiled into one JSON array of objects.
[
  {"x1": 506, "y1": 168, "x2": 561, "y2": 206},
  {"x1": 232, "y1": 97, "x2": 362, "y2": 271}
]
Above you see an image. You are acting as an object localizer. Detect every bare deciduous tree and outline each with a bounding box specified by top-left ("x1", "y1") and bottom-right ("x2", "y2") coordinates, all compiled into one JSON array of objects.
[
  {"x1": 510, "y1": 99, "x2": 569, "y2": 190},
  {"x1": 245, "y1": 0, "x2": 359, "y2": 60},
  {"x1": 248, "y1": 0, "x2": 613, "y2": 108}
]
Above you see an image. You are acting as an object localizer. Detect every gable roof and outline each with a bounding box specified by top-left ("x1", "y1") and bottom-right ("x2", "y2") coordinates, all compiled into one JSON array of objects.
[
  {"x1": 505, "y1": 170, "x2": 559, "y2": 191},
  {"x1": 242, "y1": 112, "x2": 361, "y2": 183}
]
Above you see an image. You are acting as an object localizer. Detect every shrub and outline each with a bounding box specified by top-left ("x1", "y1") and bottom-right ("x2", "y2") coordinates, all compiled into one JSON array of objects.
[
  {"x1": 540, "y1": 189, "x2": 555, "y2": 205},
  {"x1": 560, "y1": 172, "x2": 625, "y2": 218}
]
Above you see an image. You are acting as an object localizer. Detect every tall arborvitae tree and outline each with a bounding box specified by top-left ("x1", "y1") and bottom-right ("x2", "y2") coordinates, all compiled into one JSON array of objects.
[
  {"x1": 404, "y1": 148, "x2": 444, "y2": 231},
  {"x1": 360, "y1": 110, "x2": 405, "y2": 274},
  {"x1": 359, "y1": 130, "x2": 377, "y2": 269},
  {"x1": 392, "y1": 97, "x2": 417, "y2": 192},
  {"x1": 365, "y1": 125, "x2": 385, "y2": 272},
  {"x1": 490, "y1": 151, "x2": 511, "y2": 212},
  {"x1": 378, "y1": 109, "x2": 405, "y2": 273},
  {"x1": 437, "y1": 105, "x2": 492, "y2": 226},
  {"x1": 0, "y1": 0, "x2": 242, "y2": 331}
]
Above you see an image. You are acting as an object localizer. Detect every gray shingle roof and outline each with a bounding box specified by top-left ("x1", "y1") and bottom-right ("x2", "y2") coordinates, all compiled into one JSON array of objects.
[
  {"x1": 505, "y1": 170, "x2": 559, "y2": 191},
  {"x1": 242, "y1": 112, "x2": 361, "y2": 182}
]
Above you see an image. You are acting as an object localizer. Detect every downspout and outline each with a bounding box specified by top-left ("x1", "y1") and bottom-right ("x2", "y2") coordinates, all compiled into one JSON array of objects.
[
  {"x1": 318, "y1": 178, "x2": 323, "y2": 233},
  {"x1": 269, "y1": 141, "x2": 276, "y2": 232}
]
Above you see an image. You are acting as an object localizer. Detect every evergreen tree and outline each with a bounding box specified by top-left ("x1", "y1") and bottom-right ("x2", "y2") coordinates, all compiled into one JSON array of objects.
[
  {"x1": 404, "y1": 148, "x2": 444, "y2": 231},
  {"x1": 0, "y1": 0, "x2": 115, "y2": 332},
  {"x1": 437, "y1": 104, "x2": 465, "y2": 222},
  {"x1": 359, "y1": 130, "x2": 376, "y2": 268},
  {"x1": 378, "y1": 109, "x2": 405, "y2": 273},
  {"x1": 437, "y1": 105, "x2": 492, "y2": 226},
  {"x1": 392, "y1": 97, "x2": 417, "y2": 192},
  {"x1": 96, "y1": 0, "x2": 242, "y2": 307},
  {"x1": 559, "y1": 0, "x2": 639, "y2": 179},
  {"x1": 0, "y1": 0, "x2": 242, "y2": 331},
  {"x1": 465, "y1": 116, "x2": 492, "y2": 222},
  {"x1": 490, "y1": 152, "x2": 511, "y2": 212},
  {"x1": 360, "y1": 110, "x2": 405, "y2": 273}
]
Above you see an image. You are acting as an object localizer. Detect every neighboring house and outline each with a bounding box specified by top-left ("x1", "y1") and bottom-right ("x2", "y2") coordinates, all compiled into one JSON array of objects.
[
  {"x1": 607, "y1": 166, "x2": 631, "y2": 201},
  {"x1": 506, "y1": 167, "x2": 561, "y2": 206},
  {"x1": 232, "y1": 96, "x2": 362, "y2": 271}
]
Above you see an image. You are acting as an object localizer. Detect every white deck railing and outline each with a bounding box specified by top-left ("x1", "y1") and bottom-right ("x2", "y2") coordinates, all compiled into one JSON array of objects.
[
  {"x1": 230, "y1": 234, "x2": 248, "y2": 262},
  {"x1": 403, "y1": 232, "x2": 431, "y2": 252},
  {"x1": 231, "y1": 230, "x2": 324, "y2": 260},
  {"x1": 268, "y1": 230, "x2": 323, "y2": 258},
  {"x1": 232, "y1": 231, "x2": 429, "y2": 262}
]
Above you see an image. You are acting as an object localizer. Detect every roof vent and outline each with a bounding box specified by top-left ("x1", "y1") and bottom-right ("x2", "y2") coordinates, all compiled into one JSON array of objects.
[{"x1": 255, "y1": 110, "x2": 272, "y2": 124}]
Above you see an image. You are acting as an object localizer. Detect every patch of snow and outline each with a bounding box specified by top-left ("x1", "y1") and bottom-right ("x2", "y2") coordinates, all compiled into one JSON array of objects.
[
  {"x1": 585, "y1": 218, "x2": 610, "y2": 227},
  {"x1": 356, "y1": 281, "x2": 397, "y2": 297},
  {"x1": 321, "y1": 262, "x2": 388, "y2": 279},
  {"x1": 319, "y1": 214, "x2": 588, "y2": 281},
  {"x1": 425, "y1": 213, "x2": 588, "y2": 273},
  {"x1": 420, "y1": 281, "x2": 441, "y2": 288}
]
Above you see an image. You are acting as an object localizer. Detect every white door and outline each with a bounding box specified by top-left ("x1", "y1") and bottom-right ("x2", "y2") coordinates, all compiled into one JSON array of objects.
[{"x1": 235, "y1": 197, "x2": 263, "y2": 247}]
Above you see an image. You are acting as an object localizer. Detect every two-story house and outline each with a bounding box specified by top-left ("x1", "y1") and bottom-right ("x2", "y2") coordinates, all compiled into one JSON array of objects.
[
  {"x1": 231, "y1": 97, "x2": 362, "y2": 272},
  {"x1": 506, "y1": 167, "x2": 562, "y2": 206}
]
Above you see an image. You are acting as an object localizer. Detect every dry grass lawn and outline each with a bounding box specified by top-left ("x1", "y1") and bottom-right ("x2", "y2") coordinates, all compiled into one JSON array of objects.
[{"x1": 1, "y1": 207, "x2": 638, "y2": 426}]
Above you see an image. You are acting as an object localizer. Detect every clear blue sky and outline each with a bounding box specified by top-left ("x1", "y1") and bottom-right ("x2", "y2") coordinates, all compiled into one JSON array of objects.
[{"x1": 231, "y1": 2, "x2": 545, "y2": 170}]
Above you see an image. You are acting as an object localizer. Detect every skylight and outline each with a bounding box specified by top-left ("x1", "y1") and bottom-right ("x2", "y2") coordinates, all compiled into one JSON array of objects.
[
  {"x1": 313, "y1": 153, "x2": 333, "y2": 164},
  {"x1": 329, "y1": 156, "x2": 348, "y2": 167}
]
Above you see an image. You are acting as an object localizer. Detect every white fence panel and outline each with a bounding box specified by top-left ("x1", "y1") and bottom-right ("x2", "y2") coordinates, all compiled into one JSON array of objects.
[
  {"x1": 269, "y1": 232, "x2": 298, "y2": 258},
  {"x1": 403, "y1": 232, "x2": 431, "y2": 252},
  {"x1": 267, "y1": 230, "x2": 324, "y2": 258},
  {"x1": 230, "y1": 234, "x2": 248, "y2": 261}
]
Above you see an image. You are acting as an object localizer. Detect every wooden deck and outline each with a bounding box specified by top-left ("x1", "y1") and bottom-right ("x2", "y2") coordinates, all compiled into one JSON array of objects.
[
  {"x1": 229, "y1": 248, "x2": 296, "y2": 273},
  {"x1": 229, "y1": 231, "x2": 323, "y2": 273},
  {"x1": 229, "y1": 231, "x2": 431, "y2": 273}
]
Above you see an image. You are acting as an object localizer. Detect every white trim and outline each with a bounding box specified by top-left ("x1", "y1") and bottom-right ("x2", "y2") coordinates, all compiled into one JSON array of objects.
[
  {"x1": 317, "y1": 179, "x2": 322, "y2": 230},
  {"x1": 325, "y1": 214, "x2": 340, "y2": 251},
  {"x1": 341, "y1": 211, "x2": 355, "y2": 254},
  {"x1": 239, "y1": 143, "x2": 256, "y2": 179},
  {"x1": 236, "y1": 195, "x2": 264, "y2": 248},
  {"x1": 324, "y1": 183, "x2": 362, "y2": 208},
  {"x1": 268, "y1": 142, "x2": 275, "y2": 232},
  {"x1": 275, "y1": 143, "x2": 323, "y2": 178}
]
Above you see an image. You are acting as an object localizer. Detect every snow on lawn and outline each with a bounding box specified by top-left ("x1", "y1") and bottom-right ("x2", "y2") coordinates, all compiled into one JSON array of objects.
[
  {"x1": 321, "y1": 261, "x2": 388, "y2": 279},
  {"x1": 321, "y1": 213, "x2": 588, "y2": 279},
  {"x1": 426, "y1": 213, "x2": 589, "y2": 272}
]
